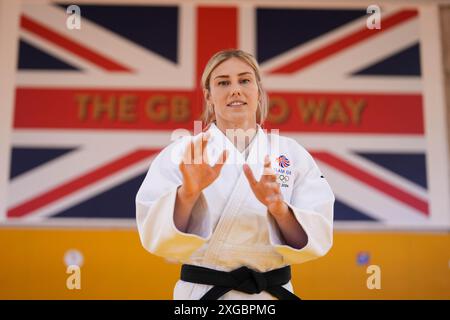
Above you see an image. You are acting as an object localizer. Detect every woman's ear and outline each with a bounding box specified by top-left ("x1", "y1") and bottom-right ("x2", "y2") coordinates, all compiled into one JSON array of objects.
[{"x1": 203, "y1": 89, "x2": 211, "y2": 104}]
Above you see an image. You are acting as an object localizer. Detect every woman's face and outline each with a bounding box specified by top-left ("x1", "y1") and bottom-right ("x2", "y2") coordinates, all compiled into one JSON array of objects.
[{"x1": 206, "y1": 57, "x2": 259, "y2": 129}]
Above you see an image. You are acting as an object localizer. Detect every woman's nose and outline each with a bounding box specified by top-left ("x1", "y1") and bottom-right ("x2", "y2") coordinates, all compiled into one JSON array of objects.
[{"x1": 230, "y1": 83, "x2": 242, "y2": 96}]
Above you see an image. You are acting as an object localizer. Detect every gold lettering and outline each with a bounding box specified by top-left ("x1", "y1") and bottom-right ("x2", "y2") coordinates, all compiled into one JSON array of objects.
[
  {"x1": 118, "y1": 95, "x2": 137, "y2": 122},
  {"x1": 76, "y1": 94, "x2": 90, "y2": 121},
  {"x1": 325, "y1": 100, "x2": 349, "y2": 125},
  {"x1": 298, "y1": 98, "x2": 327, "y2": 123},
  {"x1": 171, "y1": 96, "x2": 190, "y2": 122},
  {"x1": 146, "y1": 95, "x2": 169, "y2": 122},
  {"x1": 346, "y1": 99, "x2": 366, "y2": 125},
  {"x1": 93, "y1": 95, "x2": 116, "y2": 121}
]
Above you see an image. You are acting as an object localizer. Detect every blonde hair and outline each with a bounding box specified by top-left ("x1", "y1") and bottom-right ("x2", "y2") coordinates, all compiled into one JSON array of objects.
[{"x1": 200, "y1": 49, "x2": 268, "y2": 128}]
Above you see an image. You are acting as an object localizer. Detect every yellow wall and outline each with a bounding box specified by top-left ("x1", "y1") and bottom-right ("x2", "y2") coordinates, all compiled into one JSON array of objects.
[{"x1": 0, "y1": 228, "x2": 449, "y2": 299}]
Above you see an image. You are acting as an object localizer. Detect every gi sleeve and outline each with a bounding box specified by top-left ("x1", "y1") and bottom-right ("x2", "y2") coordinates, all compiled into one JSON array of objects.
[
  {"x1": 135, "y1": 137, "x2": 210, "y2": 262},
  {"x1": 269, "y1": 148, "x2": 335, "y2": 265}
]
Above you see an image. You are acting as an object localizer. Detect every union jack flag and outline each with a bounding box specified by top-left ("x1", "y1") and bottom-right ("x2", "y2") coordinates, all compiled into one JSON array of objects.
[{"x1": 6, "y1": 2, "x2": 437, "y2": 228}]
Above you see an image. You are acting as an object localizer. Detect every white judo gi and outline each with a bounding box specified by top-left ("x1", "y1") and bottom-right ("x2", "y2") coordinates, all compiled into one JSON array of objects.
[{"x1": 136, "y1": 123, "x2": 335, "y2": 300}]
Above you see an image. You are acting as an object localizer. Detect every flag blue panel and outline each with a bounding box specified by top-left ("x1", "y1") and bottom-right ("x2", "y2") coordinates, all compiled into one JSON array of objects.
[
  {"x1": 18, "y1": 40, "x2": 80, "y2": 70},
  {"x1": 56, "y1": 4, "x2": 179, "y2": 63},
  {"x1": 353, "y1": 43, "x2": 421, "y2": 76},
  {"x1": 10, "y1": 147, "x2": 76, "y2": 179},
  {"x1": 53, "y1": 174, "x2": 145, "y2": 218},
  {"x1": 356, "y1": 152, "x2": 427, "y2": 188},
  {"x1": 256, "y1": 8, "x2": 366, "y2": 63},
  {"x1": 334, "y1": 199, "x2": 376, "y2": 221}
]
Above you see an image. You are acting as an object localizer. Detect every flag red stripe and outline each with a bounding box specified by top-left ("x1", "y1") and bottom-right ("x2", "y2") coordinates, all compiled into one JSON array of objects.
[
  {"x1": 269, "y1": 10, "x2": 418, "y2": 74},
  {"x1": 14, "y1": 88, "x2": 424, "y2": 134},
  {"x1": 196, "y1": 6, "x2": 238, "y2": 85},
  {"x1": 195, "y1": 6, "x2": 238, "y2": 124},
  {"x1": 312, "y1": 151, "x2": 429, "y2": 215},
  {"x1": 7, "y1": 149, "x2": 158, "y2": 218},
  {"x1": 21, "y1": 15, "x2": 132, "y2": 72}
]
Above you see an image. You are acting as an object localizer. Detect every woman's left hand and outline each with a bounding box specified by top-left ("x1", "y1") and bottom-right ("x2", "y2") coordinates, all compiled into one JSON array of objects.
[{"x1": 243, "y1": 155, "x2": 289, "y2": 218}]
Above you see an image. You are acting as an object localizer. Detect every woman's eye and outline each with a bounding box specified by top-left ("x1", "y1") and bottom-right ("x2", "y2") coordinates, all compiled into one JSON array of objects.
[
  {"x1": 240, "y1": 79, "x2": 250, "y2": 84},
  {"x1": 218, "y1": 81, "x2": 229, "y2": 86}
]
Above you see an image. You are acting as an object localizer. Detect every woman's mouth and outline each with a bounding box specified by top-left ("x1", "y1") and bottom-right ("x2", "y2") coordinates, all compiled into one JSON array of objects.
[{"x1": 227, "y1": 101, "x2": 246, "y2": 107}]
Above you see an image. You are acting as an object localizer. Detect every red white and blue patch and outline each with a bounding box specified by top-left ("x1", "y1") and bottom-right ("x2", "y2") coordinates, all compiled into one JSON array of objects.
[{"x1": 276, "y1": 155, "x2": 290, "y2": 168}]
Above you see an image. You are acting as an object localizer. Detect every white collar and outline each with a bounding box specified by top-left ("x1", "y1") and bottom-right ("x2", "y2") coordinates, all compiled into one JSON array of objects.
[{"x1": 207, "y1": 122, "x2": 267, "y2": 178}]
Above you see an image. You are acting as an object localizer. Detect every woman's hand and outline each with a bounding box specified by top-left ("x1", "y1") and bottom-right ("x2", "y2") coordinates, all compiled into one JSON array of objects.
[
  {"x1": 243, "y1": 155, "x2": 308, "y2": 249},
  {"x1": 243, "y1": 155, "x2": 289, "y2": 218},
  {"x1": 179, "y1": 132, "x2": 228, "y2": 199}
]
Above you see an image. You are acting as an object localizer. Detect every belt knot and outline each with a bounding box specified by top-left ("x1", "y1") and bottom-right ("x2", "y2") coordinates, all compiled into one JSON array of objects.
[{"x1": 230, "y1": 266, "x2": 267, "y2": 294}]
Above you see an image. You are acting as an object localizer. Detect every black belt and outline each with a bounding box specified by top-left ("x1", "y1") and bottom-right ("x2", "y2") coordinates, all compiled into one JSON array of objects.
[{"x1": 180, "y1": 264, "x2": 301, "y2": 300}]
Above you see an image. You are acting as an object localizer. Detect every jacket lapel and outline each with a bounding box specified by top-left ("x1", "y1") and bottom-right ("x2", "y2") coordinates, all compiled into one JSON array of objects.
[{"x1": 202, "y1": 124, "x2": 268, "y2": 267}]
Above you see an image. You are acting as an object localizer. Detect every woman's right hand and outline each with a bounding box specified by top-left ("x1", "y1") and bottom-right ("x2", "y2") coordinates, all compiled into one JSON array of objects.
[{"x1": 178, "y1": 132, "x2": 228, "y2": 200}]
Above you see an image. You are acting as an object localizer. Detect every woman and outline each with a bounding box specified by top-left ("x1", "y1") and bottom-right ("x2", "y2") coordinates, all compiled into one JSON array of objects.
[{"x1": 136, "y1": 49, "x2": 335, "y2": 300}]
